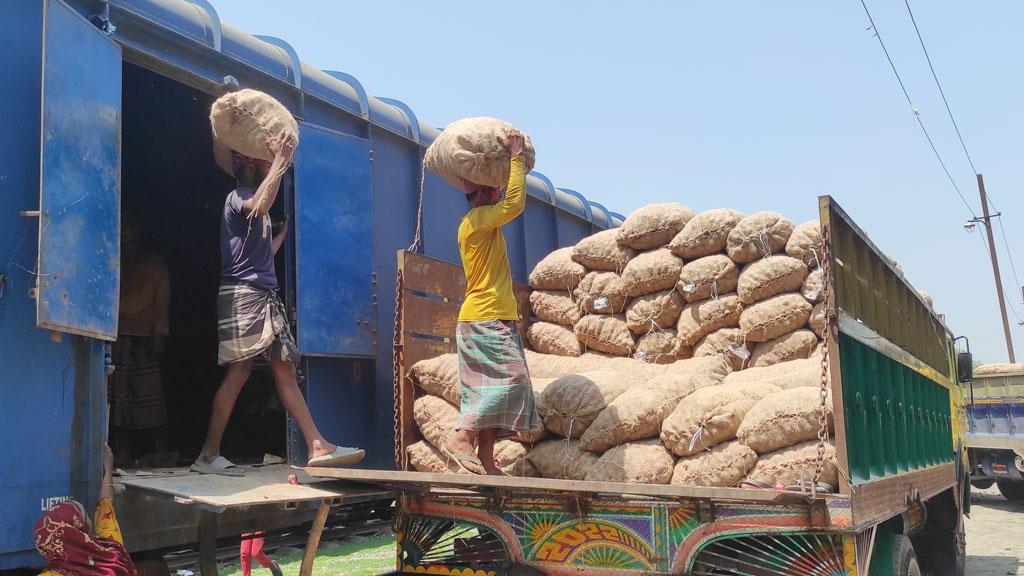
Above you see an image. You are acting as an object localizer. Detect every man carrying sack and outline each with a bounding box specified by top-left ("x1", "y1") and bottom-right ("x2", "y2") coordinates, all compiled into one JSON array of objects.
[
  {"x1": 441, "y1": 127, "x2": 541, "y2": 475},
  {"x1": 192, "y1": 125, "x2": 363, "y2": 475}
]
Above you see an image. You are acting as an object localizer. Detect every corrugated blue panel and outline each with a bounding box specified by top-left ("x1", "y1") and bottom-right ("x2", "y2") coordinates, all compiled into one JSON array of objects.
[
  {"x1": 554, "y1": 188, "x2": 588, "y2": 220},
  {"x1": 0, "y1": 2, "x2": 93, "y2": 566},
  {"x1": 109, "y1": 0, "x2": 218, "y2": 48},
  {"x1": 303, "y1": 65, "x2": 364, "y2": 119},
  {"x1": 220, "y1": 22, "x2": 292, "y2": 84},
  {"x1": 294, "y1": 123, "x2": 375, "y2": 356},
  {"x1": 523, "y1": 198, "x2": 557, "y2": 275},
  {"x1": 421, "y1": 171, "x2": 464, "y2": 266},
  {"x1": 37, "y1": 0, "x2": 121, "y2": 340}
]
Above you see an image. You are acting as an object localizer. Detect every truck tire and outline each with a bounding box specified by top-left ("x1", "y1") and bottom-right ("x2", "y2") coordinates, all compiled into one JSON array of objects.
[
  {"x1": 971, "y1": 478, "x2": 994, "y2": 490},
  {"x1": 893, "y1": 534, "x2": 921, "y2": 576},
  {"x1": 997, "y1": 479, "x2": 1024, "y2": 501}
]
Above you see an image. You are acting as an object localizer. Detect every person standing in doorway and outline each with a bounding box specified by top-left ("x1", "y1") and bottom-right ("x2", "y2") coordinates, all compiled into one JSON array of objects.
[
  {"x1": 192, "y1": 132, "x2": 364, "y2": 476},
  {"x1": 109, "y1": 214, "x2": 171, "y2": 467},
  {"x1": 443, "y1": 128, "x2": 540, "y2": 475}
]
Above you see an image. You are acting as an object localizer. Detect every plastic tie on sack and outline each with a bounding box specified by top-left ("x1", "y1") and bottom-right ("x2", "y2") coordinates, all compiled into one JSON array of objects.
[
  {"x1": 728, "y1": 345, "x2": 751, "y2": 360},
  {"x1": 804, "y1": 282, "x2": 823, "y2": 301},
  {"x1": 593, "y1": 296, "x2": 610, "y2": 311},
  {"x1": 681, "y1": 282, "x2": 697, "y2": 293}
]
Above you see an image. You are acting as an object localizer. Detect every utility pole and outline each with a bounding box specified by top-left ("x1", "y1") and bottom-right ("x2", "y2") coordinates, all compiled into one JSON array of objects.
[{"x1": 976, "y1": 173, "x2": 1016, "y2": 362}]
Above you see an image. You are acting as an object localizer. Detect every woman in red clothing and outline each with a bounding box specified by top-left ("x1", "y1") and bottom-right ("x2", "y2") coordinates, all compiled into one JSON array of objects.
[{"x1": 240, "y1": 533, "x2": 281, "y2": 576}]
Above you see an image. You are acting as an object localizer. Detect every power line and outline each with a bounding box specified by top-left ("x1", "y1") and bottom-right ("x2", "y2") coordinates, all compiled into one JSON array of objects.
[
  {"x1": 996, "y1": 215, "x2": 1023, "y2": 300},
  {"x1": 857, "y1": 0, "x2": 978, "y2": 219},
  {"x1": 902, "y1": 0, "x2": 979, "y2": 175},
  {"x1": 973, "y1": 223, "x2": 1023, "y2": 322}
]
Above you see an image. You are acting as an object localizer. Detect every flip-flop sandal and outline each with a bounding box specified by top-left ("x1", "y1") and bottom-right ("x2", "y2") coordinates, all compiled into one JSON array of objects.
[
  {"x1": 440, "y1": 446, "x2": 486, "y2": 475},
  {"x1": 190, "y1": 455, "x2": 244, "y2": 477},
  {"x1": 307, "y1": 446, "x2": 365, "y2": 468}
]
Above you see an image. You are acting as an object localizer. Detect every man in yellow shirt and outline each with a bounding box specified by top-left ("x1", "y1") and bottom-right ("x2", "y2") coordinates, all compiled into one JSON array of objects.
[{"x1": 445, "y1": 128, "x2": 540, "y2": 475}]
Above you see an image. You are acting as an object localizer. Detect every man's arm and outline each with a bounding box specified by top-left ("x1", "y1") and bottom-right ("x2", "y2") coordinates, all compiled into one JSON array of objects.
[
  {"x1": 464, "y1": 129, "x2": 527, "y2": 231},
  {"x1": 272, "y1": 217, "x2": 289, "y2": 256},
  {"x1": 242, "y1": 132, "x2": 296, "y2": 217}
]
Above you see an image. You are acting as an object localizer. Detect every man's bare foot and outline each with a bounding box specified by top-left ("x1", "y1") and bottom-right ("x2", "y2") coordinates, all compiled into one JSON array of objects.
[{"x1": 484, "y1": 465, "x2": 507, "y2": 476}]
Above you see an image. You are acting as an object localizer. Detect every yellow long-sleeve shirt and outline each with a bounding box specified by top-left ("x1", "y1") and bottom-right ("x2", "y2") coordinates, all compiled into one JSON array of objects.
[{"x1": 457, "y1": 155, "x2": 526, "y2": 322}]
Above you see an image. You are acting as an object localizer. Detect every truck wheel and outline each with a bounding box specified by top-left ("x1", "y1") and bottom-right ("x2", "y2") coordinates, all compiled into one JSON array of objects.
[
  {"x1": 997, "y1": 480, "x2": 1024, "y2": 501},
  {"x1": 971, "y1": 478, "x2": 994, "y2": 490},
  {"x1": 893, "y1": 534, "x2": 921, "y2": 576}
]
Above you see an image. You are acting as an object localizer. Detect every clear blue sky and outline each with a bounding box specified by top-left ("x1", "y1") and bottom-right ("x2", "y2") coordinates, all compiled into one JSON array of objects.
[{"x1": 213, "y1": 0, "x2": 1024, "y2": 363}]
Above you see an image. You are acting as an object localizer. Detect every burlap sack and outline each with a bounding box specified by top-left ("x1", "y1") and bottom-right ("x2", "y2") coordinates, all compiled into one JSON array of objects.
[
  {"x1": 407, "y1": 441, "x2": 461, "y2": 474},
  {"x1": 621, "y1": 249, "x2": 684, "y2": 297},
  {"x1": 542, "y1": 370, "x2": 642, "y2": 437},
  {"x1": 575, "y1": 271, "x2": 629, "y2": 314},
  {"x1": 676, "y1": 295, "x2": 744, "y2": 346},
  {"x1": 671, "y1": 441, "x2": 758, "y2": 487},
  {"x1": 726, "y1": 212, "x2": 794, "y2": 264},
  {"x1": 677, "y1": 255, "x2": 739, "y2": 304},
  {"x1": 626, "y1": 289, "x2": 685, "y2": 335},
  {"x1": 527, "y1": 322, "x2": 582, "y2": 357},
  {"x1": 413, "y1": 395, "x2": 460, "y2": 450},
  {"x1": 530, "y1": 290, "x2": 581, "y2": 327},
  {"x1": 663, "y1": 351, "x2": 733, "y2": 382},
  {"x1": 410, "y1": 354, "x2": 460, "y2": 406},
  {"x1": 617, "y1": 203, "x2": 695, "y2": 250},
  {"x1": 528, "y1": 439, "x2": 600, "y2": 480},
  {"x1": 661, "y1": 381, "x2": 780, "y2": 456},
  {"x1": 494, "y1": 440, "x2": 539, "y2": 477},
  {"x1": 513, "y1": 378, "x2": 556, "y2": 443},
  {"x1": 529, "y1": 247, "x2": 587, "y2": 291},
  {"x1": 738, "y1": 387, "x2": 833, "y2": 454},
  {"x1": 749, "y1": 330, "x2": 818, "y2": 368},
  {"x1": 210, "y1": 89, "x2": 298, "y2": 164},
  {"x1": 584, "y1": 439, "x2": 676, "y2": 484},
  {"x1": 668, "y1": 209, "x2": 745, "y2": 259},
  {"x1": 422, "y1": 117, "x2": 536, "y2": 188},
  {"x1": 809, "y1": 303, "x2": 825, "y2": 337},
  {"x1": 694, "y1": 328, "x2": 751, "y2": 371},
  {"x1": 785, "y1": 220, "x2": 822, "y2": 266},
  {"x1": 581, "y1": 373, "x2": 713, "y2": 452},
  {"x1": 740, "y1": 293, "x2": 813, "y2": 343},
  {"x1": 575, "y1": 315, "x2": 635, "y2": 356},
  {"x1": 723, "y1": 357, "x2": 822, "y2": 390},
  {"x1": 918, "y1": 290, "x2": 934, "y2": 310},
  {"x1": 802, "y1": 268, "x2": 824, "y2": 304},
  {"x1": 975, "y1": 363, "x2": 1024, "y2": 376},
  {"x1": 635, "y1": 330, "x2": 685, "y2": 364},
  {"x1": 737, "y1": 256, "x2": 808, "y2": 304},
  {"x1": 525, "y1": 350, "x2": 617, "y2": 378},
  {"x1": 745, "y1": 439, "x2": 838, "y2": 487},
  {"x1": 573, "y1": 229, "x2": 636, "y2": 272}
]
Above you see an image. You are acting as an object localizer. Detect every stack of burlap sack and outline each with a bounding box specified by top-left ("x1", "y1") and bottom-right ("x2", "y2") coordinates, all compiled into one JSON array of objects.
[
  {"x1": 406, "y1": 349, "x2": 837, "y2": 490},
  {"x1": 527, "y1": 205, "x2": 827, "y2": 371}
]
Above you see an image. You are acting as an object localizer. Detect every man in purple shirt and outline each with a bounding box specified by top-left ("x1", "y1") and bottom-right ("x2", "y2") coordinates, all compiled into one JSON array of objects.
[{"x1": 192, "y1": 132, "x2": 364, "y2": 475}]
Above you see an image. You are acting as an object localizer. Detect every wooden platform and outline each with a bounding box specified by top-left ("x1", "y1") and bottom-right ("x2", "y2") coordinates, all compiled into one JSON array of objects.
[
  {"x1": 118, "y1": 465, "x2": 388, "y2": 512},
  {"x1": 304, "y1": 466, "x2": 839, "y2": 505}
]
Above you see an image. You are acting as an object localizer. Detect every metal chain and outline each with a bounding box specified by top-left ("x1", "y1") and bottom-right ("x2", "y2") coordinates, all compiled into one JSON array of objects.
[
  {"x1": 392, "y1": 267, "x2": 405, "y2": 470},
  {"x1": 813, "y1": 228, "x2": 832, "y2": 493}
]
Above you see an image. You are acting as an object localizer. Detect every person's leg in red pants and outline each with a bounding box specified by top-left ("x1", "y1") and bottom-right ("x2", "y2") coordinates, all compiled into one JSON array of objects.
[{"x1": 240, "y1": 533, "x2": 281, "y2": 576}]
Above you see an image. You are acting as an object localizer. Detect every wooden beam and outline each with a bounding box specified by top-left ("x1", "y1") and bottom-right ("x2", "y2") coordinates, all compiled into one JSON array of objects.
[
  {"x1": 299, "y1": 501, "x2": 331, "y2": 576},
  {"x1": 198, "y1": 509, "x2": 218, "y2": 576}
]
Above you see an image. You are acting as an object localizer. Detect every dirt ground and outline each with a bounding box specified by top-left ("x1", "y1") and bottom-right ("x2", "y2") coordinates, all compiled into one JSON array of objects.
[{"x1": 965, "y1": 486, "x2": 1024, "y2": 575}]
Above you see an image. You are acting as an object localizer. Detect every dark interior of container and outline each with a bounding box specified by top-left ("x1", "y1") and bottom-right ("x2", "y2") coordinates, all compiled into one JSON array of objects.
[{"x1": 114, "y1": 62, "x2": 288, "y2": 466}]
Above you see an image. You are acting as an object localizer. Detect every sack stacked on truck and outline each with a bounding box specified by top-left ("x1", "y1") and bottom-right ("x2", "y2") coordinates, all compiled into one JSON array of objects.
[{"x1": 210, "y1": 89, "x2": 299, "y2": 169}]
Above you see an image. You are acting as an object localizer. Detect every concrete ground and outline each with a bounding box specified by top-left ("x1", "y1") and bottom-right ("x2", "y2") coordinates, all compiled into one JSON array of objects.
[{"x1": 965, "y1": 485, "x2": 1024, "y2": 576}]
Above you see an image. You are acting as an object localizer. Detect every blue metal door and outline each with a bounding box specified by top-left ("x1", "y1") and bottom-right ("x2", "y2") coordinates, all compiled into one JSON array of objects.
[
  {"x1": 293, "y1": 123, "x2": 375, "y2": 356},
  {"x1": 36, "y1": 0, "x2": 121, "y2": 340}
]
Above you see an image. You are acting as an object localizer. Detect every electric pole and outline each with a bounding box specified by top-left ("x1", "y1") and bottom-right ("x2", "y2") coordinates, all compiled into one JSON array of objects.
[{"x1": 976, "y1": 173, "x2": 1016, "y2": 362}]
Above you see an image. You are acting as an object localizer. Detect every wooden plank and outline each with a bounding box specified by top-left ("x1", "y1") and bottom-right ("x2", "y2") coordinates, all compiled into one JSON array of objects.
[
  {"x1": 402, "y1": 336, "x2": 454, "y2": 369},
  {"x1": 299, "y1": 501, "x2": 331, "y2": 576},
  {"x1": 118, "y1": 466, "x2": 388, "y2": 508},
  {"x1": 303, "y1": 467, "x2": 841, "y2": 505},
  {"x1": 199, "y1": 510, "x2": 218, "y2": 576},
  {"x1": 402, "y1": 291, "x2": 461, "y2": 339},
  {"x1": 400, "y1": 251, "x2": 467, "y2": 301}
]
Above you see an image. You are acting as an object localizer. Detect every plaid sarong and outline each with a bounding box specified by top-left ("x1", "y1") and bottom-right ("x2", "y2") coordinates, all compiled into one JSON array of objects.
[
  {"x1": 455, "y1": 320, "x2": 540, "y2": 437},
  {"x1": 109, "y1": 335, "x2": 167, "y2": 430},
  {"x1": 217, "y1": 283, "x2": 299, "y2": 366}
]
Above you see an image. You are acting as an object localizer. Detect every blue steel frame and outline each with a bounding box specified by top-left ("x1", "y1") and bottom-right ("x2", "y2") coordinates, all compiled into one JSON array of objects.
[{"x1": 0, "y1": 0, "x2": 623, "y2": 566}]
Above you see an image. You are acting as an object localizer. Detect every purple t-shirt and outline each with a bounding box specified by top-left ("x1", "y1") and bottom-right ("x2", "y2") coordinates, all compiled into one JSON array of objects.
[{"x1": 220, "y1": 186, "x2": 277, "y2": 290}]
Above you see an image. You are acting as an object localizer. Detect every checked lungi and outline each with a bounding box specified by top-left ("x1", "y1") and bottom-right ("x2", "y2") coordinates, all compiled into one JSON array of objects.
[
  {"x1": 455, "y1": 319, "x2": 540, "y2": 438},
  {"x1": 217, "y1": 282, "x2": 299, "y2": 366}
]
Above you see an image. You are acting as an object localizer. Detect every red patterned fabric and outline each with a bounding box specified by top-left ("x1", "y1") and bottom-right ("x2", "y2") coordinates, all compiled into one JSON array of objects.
[{"x1": 34, "y1": 501, "x2": 136, "y2": 576}]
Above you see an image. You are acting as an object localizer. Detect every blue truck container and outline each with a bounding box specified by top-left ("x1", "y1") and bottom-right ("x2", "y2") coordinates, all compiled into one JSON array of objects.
[
  {"x1": 966, "y1": 364, "x2": 1024, "y2": 500},
  {"x1": 0, "y1": 0, "x2": 623, "y2": 567}
]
